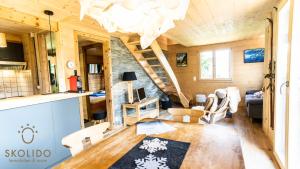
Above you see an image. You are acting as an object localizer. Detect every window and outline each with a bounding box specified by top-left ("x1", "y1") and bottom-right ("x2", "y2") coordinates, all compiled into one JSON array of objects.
[{"x1": 200, "y1": 49, "x2": 231, "y2": 80}]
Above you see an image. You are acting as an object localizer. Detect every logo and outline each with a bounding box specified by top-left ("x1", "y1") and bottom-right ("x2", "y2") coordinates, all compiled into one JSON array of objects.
[
  {"x1": 4, "y1": 123, "x2": 51, "y2": 163},
  {"x1": 18, "y1": 124, "x2": 38, "y2": 144}
]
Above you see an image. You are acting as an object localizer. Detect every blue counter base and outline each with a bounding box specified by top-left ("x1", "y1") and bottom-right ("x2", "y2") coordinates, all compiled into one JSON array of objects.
[{"x1": 0, "y1": 98, "x2": 81, "y2": 169}]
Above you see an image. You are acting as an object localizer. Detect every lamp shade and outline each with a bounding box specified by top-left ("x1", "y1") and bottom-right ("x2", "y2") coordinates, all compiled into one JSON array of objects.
[
  {"x1": 0, "y1": 33, "x2": 7, "y2": 48},
  {"x1": 122, "y1": 72, "x2": 137, "y2": 81}
]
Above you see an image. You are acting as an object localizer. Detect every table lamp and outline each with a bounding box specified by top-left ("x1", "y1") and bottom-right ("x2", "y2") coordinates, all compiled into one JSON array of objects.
[{"x1": 122, "y1": 72, "x2": 137, "y2": 103}]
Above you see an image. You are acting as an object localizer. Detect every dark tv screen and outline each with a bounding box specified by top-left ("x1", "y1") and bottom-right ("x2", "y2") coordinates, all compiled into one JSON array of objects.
[
  {"x1": 0, "y1": 42, "x2": 24, "y2": 62},
  {"x1": 137, "y1": 88, "x2": 146, "y2": 101}
]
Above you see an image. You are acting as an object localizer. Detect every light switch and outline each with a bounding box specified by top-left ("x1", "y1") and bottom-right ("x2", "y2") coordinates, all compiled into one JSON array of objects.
[{"x1": 193, "y1": 76, "x2": 197, "y2": 81}]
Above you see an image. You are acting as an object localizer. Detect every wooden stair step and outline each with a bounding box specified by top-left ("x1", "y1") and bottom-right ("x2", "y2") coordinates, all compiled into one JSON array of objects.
[
  {"x1": 127, "y1": 40, "x2": 140, "y2": 45},
  {"x1": 144, "y1": 57, "x2": 158, "y2": 61},
  {"x1": 150, "y1": 64, "x2": 162, "y2": 67},
  {"x1": 135, "y1": 49, "x2": 152, "y2": 53},
  {"x1": 152, "y1": 76, "x2": 160, "y2": 80},
  {"x1": 139, "y1": 57, "x2": 158, "y2": 61}
]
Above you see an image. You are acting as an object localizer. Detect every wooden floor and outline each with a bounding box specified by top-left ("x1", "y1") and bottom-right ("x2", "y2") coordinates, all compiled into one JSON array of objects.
[
  {"x1": 55, "y1": 121, "x2": 245, "y2": 169},
  {"x1": 159, "y1": 108, "x2": 279, "y2": 169},
  {"x1": 219, "y1": 110, "x2": 279, "y2": 169},
  {"x1": 55, "y1": 108, "x2": 279, "y2": 169}
]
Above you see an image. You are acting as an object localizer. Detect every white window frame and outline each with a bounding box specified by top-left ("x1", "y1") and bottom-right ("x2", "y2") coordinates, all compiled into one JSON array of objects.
[{"x1": 199, "y1": 48, "x2": 232, "y2": 81}]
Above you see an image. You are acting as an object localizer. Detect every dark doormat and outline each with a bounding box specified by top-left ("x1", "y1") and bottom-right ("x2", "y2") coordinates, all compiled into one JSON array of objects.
[{"x1": 109, "y1": 136, "x2": 190, "y2": 169}]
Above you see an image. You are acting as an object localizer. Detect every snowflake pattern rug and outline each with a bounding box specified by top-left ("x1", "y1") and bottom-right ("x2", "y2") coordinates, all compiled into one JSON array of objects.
[{"x1": 109, "y1": 137, "x2": 190, "y2": 169}]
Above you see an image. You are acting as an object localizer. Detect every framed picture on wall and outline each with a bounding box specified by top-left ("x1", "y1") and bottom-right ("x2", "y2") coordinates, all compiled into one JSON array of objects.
[
  {"x1": 244, "y1": 48, "x2": 265, "y2": 63},
  {"x1": 176, "y1": 52, "x2": 188, "y2": 67}
]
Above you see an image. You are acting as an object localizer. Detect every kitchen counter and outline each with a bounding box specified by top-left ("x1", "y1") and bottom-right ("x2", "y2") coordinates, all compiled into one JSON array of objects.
[{"x1": 0, "y1": 92, "x2": 92, "y2": 111}]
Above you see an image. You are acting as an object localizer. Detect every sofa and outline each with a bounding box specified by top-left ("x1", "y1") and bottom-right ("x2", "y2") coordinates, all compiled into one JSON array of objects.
[{"x1": 245, "y1": 90, "x2": 263, "y2": 121}]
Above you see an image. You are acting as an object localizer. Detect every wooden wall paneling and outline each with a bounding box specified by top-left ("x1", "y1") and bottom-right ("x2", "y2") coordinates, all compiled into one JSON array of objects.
[
  {"x1": 55, "y1": 24, "x2": 76, "y2": 92},
  {"x1": 62, "y1": 18, "x2": 110, "y2": 39},
  {"x1": 167, "y1": 38, "x2": 265, "y2": 106},
  {"x1": 6, "y1": 33, "x2": 22, "y2": 43},
  {"x1": 37, "y1": 34, "x2": 51, "y2": 94},
  {"x1": 22, "y1": 34, "x2": 39, "y2": 94},
  {"x1": 156, "y1": 36, "x2": 169, "y2": 51}
]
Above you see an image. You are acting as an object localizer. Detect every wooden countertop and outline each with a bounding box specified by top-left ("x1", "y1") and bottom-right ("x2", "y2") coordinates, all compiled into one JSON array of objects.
[
  {"x1": 0, "y1": 92, "x2": 93, "y2": 111},
  {"x1": 54, "y1": 120, "x2": 245, "y2": 169}
]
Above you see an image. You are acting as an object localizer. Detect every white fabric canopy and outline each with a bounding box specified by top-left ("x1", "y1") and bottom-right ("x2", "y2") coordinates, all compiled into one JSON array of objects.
[{"x1": 80, "y1": 0, "x2": 189, "y2": 49}]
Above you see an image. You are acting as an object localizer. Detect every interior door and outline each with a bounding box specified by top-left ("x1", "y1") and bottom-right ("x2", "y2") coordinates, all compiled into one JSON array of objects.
[
  {"x1": 287, "y1": 0, "x2": 300, "y2": 168},
  {"x1": 274, "y1": 0, "x2": 290, "y2": 167}
]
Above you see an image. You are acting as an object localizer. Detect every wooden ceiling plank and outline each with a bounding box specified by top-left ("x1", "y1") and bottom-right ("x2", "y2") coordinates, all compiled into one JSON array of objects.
[{"x1": 0, "y1": 6, "x2": 58, "y2": 32}]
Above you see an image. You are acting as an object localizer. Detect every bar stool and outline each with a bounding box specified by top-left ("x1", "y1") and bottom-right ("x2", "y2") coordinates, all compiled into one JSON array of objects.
[{"x1": 93, "y1": 110, "x2": 107, "y2": 124}]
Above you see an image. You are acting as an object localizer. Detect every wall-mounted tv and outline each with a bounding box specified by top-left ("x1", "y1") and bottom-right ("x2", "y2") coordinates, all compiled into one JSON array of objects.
[{"x1": 244, "y1": 48, "x2": 264, "y2": 63}]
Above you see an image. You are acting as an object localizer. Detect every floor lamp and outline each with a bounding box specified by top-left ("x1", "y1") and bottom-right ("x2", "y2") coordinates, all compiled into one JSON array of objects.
[{"x1": 122, "y1": 72, "x2": 137, "y2": 104}]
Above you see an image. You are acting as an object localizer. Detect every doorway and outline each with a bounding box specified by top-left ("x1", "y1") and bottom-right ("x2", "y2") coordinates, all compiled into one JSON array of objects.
[
  {"x1": 74, "y1": 31, "x2": 114, "y2": 130},
  {"x1": 78, "y1": 37, "x2": 107, "y2": 126}
]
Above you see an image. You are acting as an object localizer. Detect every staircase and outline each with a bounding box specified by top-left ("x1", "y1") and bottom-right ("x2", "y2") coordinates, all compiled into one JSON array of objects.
[{"x1": 120, "y1": 36, "x2": 190, "y2": 108}]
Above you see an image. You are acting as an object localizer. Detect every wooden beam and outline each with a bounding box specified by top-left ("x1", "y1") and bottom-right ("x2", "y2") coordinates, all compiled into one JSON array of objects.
[
  {"x1": 22, "y1": 34, "x2": 39, "y2": 94},
  {"x1": 151, "y1": 40, "x2": 190, "y2": 107},
  {"x1": 37, "y1": 34, "x2": 51, "y2": 94},
  {"x1": 0, "y1": 6, "x2": 58, "y2": 32}
]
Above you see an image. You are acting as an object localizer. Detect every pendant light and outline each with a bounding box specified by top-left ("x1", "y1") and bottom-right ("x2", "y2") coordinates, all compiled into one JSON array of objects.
[
  {"x1": 44, "y1": 10, "x2": 55, "y2": 56},
  {"x1": 0, "y1": 33, "x2": 7, "y2": 48},
  {"x1": 80, "y1": 0, "x2": 189, "y2": 49}
]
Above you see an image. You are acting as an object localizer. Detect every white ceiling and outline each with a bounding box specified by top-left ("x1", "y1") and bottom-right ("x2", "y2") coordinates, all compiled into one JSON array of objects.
[{"x1": 0, "y1": 0, "x2": 277, "y2": 46}]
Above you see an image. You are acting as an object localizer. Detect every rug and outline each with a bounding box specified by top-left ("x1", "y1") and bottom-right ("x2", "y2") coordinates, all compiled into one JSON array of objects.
[
  {"x1": 109, "y1": 137, "x2": 190, "y2": 169},
  {"x1": 136, "y1": 121, "x2": 176, "y2": 135}
]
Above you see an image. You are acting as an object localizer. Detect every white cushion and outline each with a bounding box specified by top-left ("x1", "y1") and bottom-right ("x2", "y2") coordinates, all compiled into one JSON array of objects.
[{"x1": 209, "y1": 94, "x2": 218, "y2": 112}]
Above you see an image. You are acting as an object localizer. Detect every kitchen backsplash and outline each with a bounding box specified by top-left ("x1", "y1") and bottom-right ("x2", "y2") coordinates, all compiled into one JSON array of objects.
[{"x1": 0, "y1": 70, "x2": 33, "y2": 99}]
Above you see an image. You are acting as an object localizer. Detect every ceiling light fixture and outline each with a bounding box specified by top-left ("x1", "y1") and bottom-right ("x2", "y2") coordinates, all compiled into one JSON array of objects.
[
  {"x1": 79, "y1": 0, "x2": 190, "y2": 49},
  {"x1": 44, "y1": 10, "x2": 55, "y2": 56},
  {"x1": 0, "y1": 33, "x2": 7, "y2": 48}
]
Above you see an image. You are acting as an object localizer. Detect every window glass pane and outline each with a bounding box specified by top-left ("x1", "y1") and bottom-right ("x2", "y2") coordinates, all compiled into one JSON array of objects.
[
  {"x1": 200, "y1": 51, "x2": 213, "y2": 79},
  {"x1": 215, "y1": 49, "x2": 231, "y2": 79}
]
